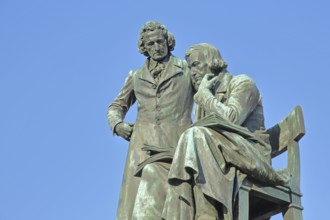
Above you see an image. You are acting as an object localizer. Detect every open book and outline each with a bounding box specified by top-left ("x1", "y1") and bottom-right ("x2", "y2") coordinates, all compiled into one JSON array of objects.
[
  {"x1": 134, "y1": 144, "x2": 175, "y2": 177},
  {"x1": 191, "y1": 113, "x2": 255, "y2": 140}
]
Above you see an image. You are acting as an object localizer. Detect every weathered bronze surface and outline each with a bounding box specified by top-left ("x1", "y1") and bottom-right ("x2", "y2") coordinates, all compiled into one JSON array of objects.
[
  {"x1": 107, "y1": 21, "x2": 194, "y2": 220},
  {"x1": 108, "y1": 24, "x2": 304, "y2": 220}
]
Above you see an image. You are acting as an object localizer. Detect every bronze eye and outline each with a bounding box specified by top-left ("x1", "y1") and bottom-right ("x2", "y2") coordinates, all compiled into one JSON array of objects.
[
  {"x1": 157, "y1": 39, "x2": 164, "y2": 44},
  {"x1": 191, "y1": 61, "x2": 199, "y2": 67}
]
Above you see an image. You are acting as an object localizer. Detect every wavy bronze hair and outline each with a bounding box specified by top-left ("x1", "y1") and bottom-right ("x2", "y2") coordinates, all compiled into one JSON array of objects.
[
  {"x1": 138, "y1": 21, "x2": 175, "y2": 57},
  {"x1": 185, "y1": 43, "x2": 228, "y2": 74}
]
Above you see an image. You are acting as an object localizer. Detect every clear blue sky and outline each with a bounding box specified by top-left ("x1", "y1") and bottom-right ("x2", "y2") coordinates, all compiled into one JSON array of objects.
[{"x1": 0, "y1": 0, "x2": 328, "y2": 219}]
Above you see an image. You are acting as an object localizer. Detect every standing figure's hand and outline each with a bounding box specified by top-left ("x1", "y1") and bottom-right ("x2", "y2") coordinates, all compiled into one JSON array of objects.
[
  {"x1": 199, "y1": 73, "x2": 217, "y2": 90},
  {"x1": 115, "y1": 122, "x2": 134, "y2": 141}
]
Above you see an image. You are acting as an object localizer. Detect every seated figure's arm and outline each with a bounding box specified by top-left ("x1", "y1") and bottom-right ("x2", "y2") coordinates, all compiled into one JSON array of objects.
[{"x1": 194, "y1": 74, "x2": 260, "y2": 126}]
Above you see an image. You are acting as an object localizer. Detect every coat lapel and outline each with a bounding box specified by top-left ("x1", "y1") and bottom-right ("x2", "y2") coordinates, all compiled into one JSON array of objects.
[
  {"x1": 158, "y1": 56, "x2": 184, "y2": 86},
  {"x1": 215, "y1": 72, "x2": 233, "y2": 102},
  {"x1": 138, "y1": 61, "x2": 157, "y2": 85}
]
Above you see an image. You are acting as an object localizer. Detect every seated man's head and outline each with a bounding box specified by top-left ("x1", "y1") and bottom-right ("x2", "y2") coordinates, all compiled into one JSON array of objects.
[
  {"x1": 185, "y1": 43, "x2": 227, "y2": 89},
  {"x1": 138, "y1": 21, "x2": 175, "y2": 62}
]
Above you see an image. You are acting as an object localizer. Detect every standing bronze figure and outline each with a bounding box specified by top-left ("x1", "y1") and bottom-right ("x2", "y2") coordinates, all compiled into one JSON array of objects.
[{"x1": 107, "y1": 21, "x2": 194, "y2": 220}]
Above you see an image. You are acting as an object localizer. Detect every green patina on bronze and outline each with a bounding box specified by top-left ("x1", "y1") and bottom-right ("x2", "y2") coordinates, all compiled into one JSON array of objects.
[
  {"x1": 108, "y1": 23, "x2": 305, "y2": 220},
  {"x1": 108, "y1": 21, "x2": 194, "y2": 220}
]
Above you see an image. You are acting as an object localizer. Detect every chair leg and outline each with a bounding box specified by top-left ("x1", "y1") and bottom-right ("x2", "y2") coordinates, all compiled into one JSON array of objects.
[
  {"x1": 283, "y1": 205, "x2": 303, "y2": 220},
  {"x1": 237, "y1": 186, "x2": 250, "y2": 220}
]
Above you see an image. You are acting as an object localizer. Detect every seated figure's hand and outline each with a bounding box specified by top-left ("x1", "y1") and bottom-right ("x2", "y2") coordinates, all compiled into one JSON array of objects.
[
  {"x1": 115, "y1": 122, "x2": 134, "y2": 141},
  {"x1": 199, "y1": 73, "x2": 218, "y2": 90}
]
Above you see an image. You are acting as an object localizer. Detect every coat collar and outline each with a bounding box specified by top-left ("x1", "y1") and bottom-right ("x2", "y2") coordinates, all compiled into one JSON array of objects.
[
  {"x1": 214, "y1": 71, "x2": 233, "y2": 93},
  {"x1": 158, "y1": 56, "x2": 184, "y2": 85},
  {"x1": 138, "y1": 55, "x2": 184, "y2": 85},
  {"x1": 138, "y1": 60, "x2": 157, "y2": 84}
]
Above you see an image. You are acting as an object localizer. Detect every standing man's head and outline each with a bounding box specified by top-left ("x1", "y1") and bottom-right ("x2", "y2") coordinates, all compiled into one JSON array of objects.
[
  {"x1": 138, "y1": 21, "x2": 175, "y2": 62},
  {"x1": 185, "y1": 43, "x2": 228, "y2": 89}
]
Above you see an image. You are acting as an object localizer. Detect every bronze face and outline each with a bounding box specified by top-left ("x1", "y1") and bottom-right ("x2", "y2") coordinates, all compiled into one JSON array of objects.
[
  {"x1": 144, "y1": 29, "x2": 169, "y2": 62},
  {"x1": 187, "y1": 51, "x2": 210, "y2": 89}
]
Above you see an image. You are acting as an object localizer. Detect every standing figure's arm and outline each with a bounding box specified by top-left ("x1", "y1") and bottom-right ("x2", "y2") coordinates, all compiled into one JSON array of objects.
[{"x1": 108, "y1": 70, "x2": 136, "y2": 141}]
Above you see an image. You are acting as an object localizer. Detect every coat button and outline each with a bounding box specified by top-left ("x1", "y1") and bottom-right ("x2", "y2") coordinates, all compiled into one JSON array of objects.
[
  {"x1": 157, "y1": 93, "x2": 161, "y2": 98},
  {"x1": 152, "y1": 85, "x2": 157, "y2": 89},
  {"x1": 156, "y1": 116, "x2": 160, "y2": 125},
  {"x1": 156, "y1": 106, "x2": 161, "y2": 111}
]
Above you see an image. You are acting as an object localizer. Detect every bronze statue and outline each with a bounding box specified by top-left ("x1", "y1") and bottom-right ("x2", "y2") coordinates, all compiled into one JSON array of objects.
[
  {"x1": 107, "y1": 21, "x2": 194, "y2": 220},
  {"x1": 160, "y1": 43, "x2": 289, "y2": 219},
  {"x1": 131, "y1": 43, "x2": 289, "y2": 219}
]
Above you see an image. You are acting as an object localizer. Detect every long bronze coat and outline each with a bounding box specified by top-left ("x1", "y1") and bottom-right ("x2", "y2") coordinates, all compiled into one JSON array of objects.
[
  {"x1": 162, "y1": 72, "x2": 287, "y2": 220},
  {"x1": 108, "y1": 55, "x2": 194, "y2": 220}
]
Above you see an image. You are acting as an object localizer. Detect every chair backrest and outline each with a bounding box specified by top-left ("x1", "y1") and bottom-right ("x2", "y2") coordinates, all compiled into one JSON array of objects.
[{"x1": 267, "y1": 106, "x2": 305, "y2": 158}]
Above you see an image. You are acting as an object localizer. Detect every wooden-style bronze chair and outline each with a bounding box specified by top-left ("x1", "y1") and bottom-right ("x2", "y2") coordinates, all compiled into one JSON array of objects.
[{"x1": 238, "y1": 106, "x2": 305, "y2": 220}]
